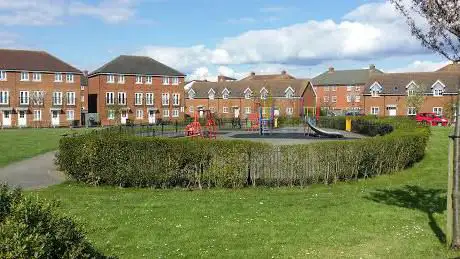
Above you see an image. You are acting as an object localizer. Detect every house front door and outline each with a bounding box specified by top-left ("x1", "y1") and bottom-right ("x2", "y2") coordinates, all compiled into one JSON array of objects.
[
  {"x1": 148, "y1": 110, "x2": 156, "y2": 124},
  {"x1": 387, "y1": 107, "x2": 397, "y2": 116},
  {"x1": 51, "y1": 110, "x2": 60, "y2": 127},
  {"x1": 233, "y1": 108, "x2": 240, "y2": 118},
  {"x1": 18, "y1": 111, "x2": 27, "y2": 127},
  {"x1": 2, "y1": 111, "x2": 11, "y2": 127},
  {"x1": 121, "y1": 111, "x2": 128, "y2": 125}
]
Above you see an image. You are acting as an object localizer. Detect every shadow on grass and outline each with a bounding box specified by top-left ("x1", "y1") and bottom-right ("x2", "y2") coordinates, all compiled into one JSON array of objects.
[{"x1": 366, "y1": 185, "x2": 446, "y2": 244}]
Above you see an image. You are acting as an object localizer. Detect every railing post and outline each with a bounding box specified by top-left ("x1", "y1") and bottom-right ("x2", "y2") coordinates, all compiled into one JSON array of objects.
[{"x1": 161, "y1": 122, "x2": 164, "y2": 136}]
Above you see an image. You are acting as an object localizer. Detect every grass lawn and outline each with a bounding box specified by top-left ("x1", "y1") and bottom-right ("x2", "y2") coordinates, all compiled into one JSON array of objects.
[
  {"x1": 0, "y1": 128, "x2": 89, "y2": 167},
  {"x1": 33, "y1": 127, "x2": 460, "y2": 258}
]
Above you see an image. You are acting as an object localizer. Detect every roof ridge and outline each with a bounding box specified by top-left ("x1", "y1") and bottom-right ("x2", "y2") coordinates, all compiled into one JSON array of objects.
[
  {"x1": 90, "y1": 55, "x2": 123, "y2": 75},
  {"x1": 42, "y1": 51, "x2": 82, "y2": 74}
]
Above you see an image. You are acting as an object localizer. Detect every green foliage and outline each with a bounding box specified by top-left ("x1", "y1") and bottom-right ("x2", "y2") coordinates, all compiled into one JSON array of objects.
[
  {"x1": 0, "y1": 184, "x2": 111, "y2": 259},
  {"x1": 277, "y1": 116, "x2": 303, "y2": 127},
  {"x1": 57, "y1": 117, "x2": 429, "y2": 188}
]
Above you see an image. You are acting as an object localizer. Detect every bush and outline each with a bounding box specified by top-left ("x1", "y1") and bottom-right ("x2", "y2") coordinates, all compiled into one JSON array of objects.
[
  {"x1": 0, "y1": 184, "x2": 112, "y2": 259},
  {"x1": 57, "y1": 117, "x2": 429, "y2": 188}
]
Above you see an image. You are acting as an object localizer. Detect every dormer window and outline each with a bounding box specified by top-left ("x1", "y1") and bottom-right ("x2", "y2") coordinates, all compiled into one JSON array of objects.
[
  {"x1": 244, "y1": 88, "x2": 252, "y2": 99},
  {"x1": 260, "y1": 87, "x2": 268, "y2": 100},
  {"x1": 432, "y1": 80, "x2": 445, "y2": 97},
  {"x1": 222, "y1": 88, "x2": 230, "y2": 99},
  {"x1": 369, "y1": 82, "x2": 382, "y2": 97},
  {"x1": 188, "y1": 89, "x2": 196, "y2": 99},
  {"x1": 285, "y1": 86, "x2": 295, "y2": 99},
  {"x1": 208, "y1": 89, "x2": 215, "y2": 100}
]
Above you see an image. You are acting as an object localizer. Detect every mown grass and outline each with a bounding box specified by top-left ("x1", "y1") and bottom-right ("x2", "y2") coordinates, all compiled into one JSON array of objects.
[
  {"x1": 0, "y1": 128, "x2": 89, "y2": 167},
  {"x1": 33, "y1": 127, "x2": 459, "y2": 258}
]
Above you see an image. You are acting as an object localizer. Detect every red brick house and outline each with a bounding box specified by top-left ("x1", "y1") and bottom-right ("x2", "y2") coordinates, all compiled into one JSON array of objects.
[
  {"x1": 312, "y1": 65, "x2": 383, "y2": 114},
  {"x1": 362, "y1": 72, "x2": 459, "y2": 116},
  {"x1": 0, "y1": 49, "x2": 83, "y2": 128},
  {"x1": 184, "y1": 79, "x2": 316, "y2": 119},
  {"x1": 88, "y1": 55, "x2": 186, "y2": 126},
  {"x1": 240, "y1": 71, "x2": 296, "y2": 81}
]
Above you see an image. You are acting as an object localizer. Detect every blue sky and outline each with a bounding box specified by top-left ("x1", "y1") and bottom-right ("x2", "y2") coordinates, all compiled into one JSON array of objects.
[{"x1": 0, "y1": 0, "x2": 448, "y2": 80}]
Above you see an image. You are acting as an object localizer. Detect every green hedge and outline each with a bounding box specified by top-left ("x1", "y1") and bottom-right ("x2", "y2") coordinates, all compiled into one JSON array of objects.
[
  {"x1": 57, "y1": 117, "x2": 429, "y2": 188},
  {"x1": 0, "y1": 184, "x2": 112, "y2": 258}
]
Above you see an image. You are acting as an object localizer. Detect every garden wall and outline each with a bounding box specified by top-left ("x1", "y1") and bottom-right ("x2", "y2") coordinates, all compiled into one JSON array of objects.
[{"x1": 57, "y1": 117, "x2": 430, "y2": 188}]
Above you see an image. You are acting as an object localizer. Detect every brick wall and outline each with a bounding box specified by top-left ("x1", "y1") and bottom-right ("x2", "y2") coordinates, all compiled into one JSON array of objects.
[{"x1": 315, "y1": 84, "x2": 365, "y2": 112}]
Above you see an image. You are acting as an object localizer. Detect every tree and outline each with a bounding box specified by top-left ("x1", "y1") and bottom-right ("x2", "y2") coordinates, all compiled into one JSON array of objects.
[
  {"x1": 406, "y1": 83, "x2": 426, "y2": 114},
  {"x1": 30, "y1": 91, "x2": 45, "y2": 128},
  {"x1": 390, "y1": 0, "x2": 460, "y2": 249}
]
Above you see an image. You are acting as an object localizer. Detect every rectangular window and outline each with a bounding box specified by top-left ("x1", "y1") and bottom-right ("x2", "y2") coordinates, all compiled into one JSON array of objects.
[
  {"x1": 347, "y1": 86, "x2": 352, "y2": 92},
  {"x1": 355, "y1": 95, "x2": 361, "y2": 102},
  {"x1": 286, "y1": 107, "x2": 294, "y2": 115},
  {"x1": 433, "y1": 89, "x2": 443, "y2": 96},
  {"x1": 332, "y1": 96, "x2": 337, "y2": 102},
  {"x1": 145, "y1": 76, "x2": 152, "y2": 84},
  {"x1": 117, "y1": 92, "x2": 126, "y2": 105},
  {"x1": 32, "y1": 72, "x2": 41, "y2": 82},
  {"x1": 172, "y1": 93, "x2": 180, "y2": 106},
  {"x1": 81, "y1": 95, "x2": 85, "y2": 102},
  {"x1": 324, "y1": 86, "x2": 329, "y2": 92},
  {"x1": 146, "y1": 93, "x2": 154, "y2": 105},
  {"x1": 33, "y1": 110, "x2": 42, "y2": 121},
  {"x1": 189, "y1": 106, "x2": 194, "y2": 113},
  {"x1": 355, "y1": 86, "x2": 360, "y2": 92},
  {"x1": 163, "y1": 109, "x2": 170, "y2": 117},
  {"x1": 172, "y1": 109, "x2": 179, "y2": 117},
  {"x1": 20, "y1": 72, "x2": 29, "y2": 81},
  {"x1": 55, "y1": 73, "x2": 63, "y2": 82},
  {"x1": 135, "y1": 93, "x2": 143, "y2": 105},
  {"x1": 0, "y1": 91, "x2": 8, "y2": 104},
  {"x1": 162, "y1": 77, "x2": 170, "y2": 85},
  {"x1": 31, "y1": 91, "x2": 44, "y2": 105},
  {"x1": 66, "y1": 74, "x2": 74, "y2": 83},
  {"x1": 223, "y1": 107, "x2": 229, "y2": 113},
  {"x1": 108, "y1": 110, "x2": 115, "y2": 120},
  {"x1": 407, "y1": 107, "x2": 416, "y2": 115},
  {"x1": 433, "y1": 107, "x2": 443, "y2": 115},
  {"x1": 0, "y1": 71, "x2": 6, "y2": 81},
  {"x1": 162, "y1": 93, "x2": 170, "y2": 105},
  {"x1": 223, "y1": 93, "x2": 229, "y2": 99},
  {"x1": 66, "y1": 110, "x2": 75, "y2": 121},
  {"x1": 136, "y1": 75, "x2": 143, "y2": 84},
  {"x1": 19, "y1": 91, "x2": 29, "y2": 105},
  {"x1": 66, "y1": 92, "x2": 76, "y2": 105},
  {"x1": 346, "y1": 95, "x2": 351, "y2": 102},
  {"x1": 172, "y1": 77, "x2": 179, "y2": 85},
  {"x1": 323, "y1": 96, "x2": 329, "y2": 103},
  {"x1": 244, "y1": 107, "x2": 251, "y2": 114},
  {"x1": 210, "y1": 107, "x2": 215, "y2": 113},
  {"x1": 106, "y1": 92, "x2": 115, "y2": 105},
  {"x1": 331, "y1": 86, "x2": 337, "y2": 91},
  {"x1": 136, "y1": 109, "x2": 144, "y2": 119},
  {"x1": 52, "y1": 92, "x2": 63, "y2": 105},
  {"x1": 371, "y1": 107, "x2": 380, "y2": 115},
  {"x1": 107, "y1": 74, "x2": 115, "y2": 83},
  {"x1": 118, "y1": 75, "x2": 125, "y2": 84}
]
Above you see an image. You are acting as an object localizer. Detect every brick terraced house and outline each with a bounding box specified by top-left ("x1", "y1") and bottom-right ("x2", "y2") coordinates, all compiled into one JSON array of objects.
[
  {"x1": 0, "y1": 49, "x2": 83, "y2": 128},
  {"x1": 362, "y1": 72, "x2": 460, "y2": 117},
  {"x1": 184, "y1": 79, "x2": 316, "y2": 119},
  {"x1": 312, "y1": 65, "x2": 383, "y2": 114},
  {"x1": 88, "y1": 55, "x2": 186, "y2": 126}
]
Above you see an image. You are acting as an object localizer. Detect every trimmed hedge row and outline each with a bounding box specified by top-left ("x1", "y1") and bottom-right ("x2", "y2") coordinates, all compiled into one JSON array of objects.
[{"x1": 57, "y1": 117, "x2": 429, "y2": 188}]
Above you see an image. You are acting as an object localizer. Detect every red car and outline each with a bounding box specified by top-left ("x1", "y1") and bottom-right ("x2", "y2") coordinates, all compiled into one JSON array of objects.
[{"x1": 415, "y1": 112, "x2": 449, "y2": 126}]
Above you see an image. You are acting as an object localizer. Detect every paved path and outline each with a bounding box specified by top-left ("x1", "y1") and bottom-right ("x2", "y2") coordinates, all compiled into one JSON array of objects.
[{"x1": 0, "y1": 151, "x2": 66, "y2": 190}]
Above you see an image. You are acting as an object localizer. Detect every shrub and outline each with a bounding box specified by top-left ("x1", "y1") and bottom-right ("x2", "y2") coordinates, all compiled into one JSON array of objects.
[
  {"x1": 57, "y1": 117, "x2": 429, "y2": 188},
  {"x1": 0, "y1": 184, "x2": 112, "y2": 259}
]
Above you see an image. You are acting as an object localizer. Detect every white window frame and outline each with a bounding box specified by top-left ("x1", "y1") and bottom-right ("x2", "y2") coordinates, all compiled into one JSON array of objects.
[
  {"x1": 188, "y1": 89, "x2": 196, "y2": 99},
  {"x1": 172, "y1": 93, "x2": 180, "y2": 106},
  {"x1": 0, "y1": 91, "x2": 8, "y2": 104},
  {"x1": 108, "y1": 110, "x2": 115, "y2": 120},
  {"x1": 223, "y1": 107, "x2": 229, "y2": 113},
  {"x1": 371, "y1": 107, "x2": 380, "y2": 115},
  {"x1": 331, "y1": 96, "x2": 337, "y2": 103},
  {"x1": 162, "y1": 93, "x2": 170, "y2": 106},
  {"x1": 135, "y1": 93, "x2": 143, "y2": 105},
  {"x1": 355, "y1": 95, "x2": 361, "y2": 102},
  {"x1": 407, "y1": 107, "x2": 417, "y2": 116},
  {"x1": 172, "y1": 109, "x2": 179, "y2": 117},
  {"x1": 172, "y1": 77, "x2": 179, "y2": 85},
  {"x1": 145, "y1": 76, "x2": 152, "y2": 84},
  {"x1": 347, "y1": 86, "x2": 352, "y2": 92},
  {"x1": 107, "y1": 74, "x2": 115, "y2": 83},
  {"x1": 32, "y1": 91, "x2": 44, "y2": 105},
  {"x1": 260, "y1": 88, "x2": 268, "y2": 100},
  {"x1": 136, "y1": 109, "x2": 144, "y2": 119},
  {"x1": 136, "y1": 75, "x2": 143, "y2": 84},
  {"x1": 55, "y1": 73, "x2": 63, "y2": 82},
  {"x1": 433, "y1": 107, "x2": 443, "y2": 116},
  {"x1": 323, "y1": 96, "x2": 329, "y2": 103},
  {"x1": 244, "y1": 107, "x2": 251, "y2": 114},
  {"x1": 118, "y1": 75, "x2": 125, "y2": 84},
  {"x1": 324, "y1": 86, "x2": 329, "y2": 92},
  {"x1": 0, "y1": 71, "x2": 6, "y2": 81},
  {"x1": 66, "y1": 110, "x2": 75, "y2": 121},
  {"x1": 331, "y1": 86, "x2": 337, "y2": 91},
  {"x1": 355, "y1": 86, "x2": 360, "y2": 92},
  {"x1": 32, "y1": 72, "x2": 41, "y2": 82},
  {"x1": 210, "y1": 107, "x2": 215, "y2": 113},
  {"x1": 286, "y1": 107, "x2": 294, "y2": 115},
  {"x1": 19, "y1": 91, "x2": 29, "y2": 105},
  {"x1": 52, "y1": 92, "x2": 63, "y2": 106},
  {"x1": 81, "y1": 95, "x2": 85, "y2": 102},
  {"x1": 20, "y1": 72, "x2": 29, "y2": 81},
  {"x1": 162, "y1": 77, "x2": 170, "y2": 85},
  {"x1": 117, "y1": 92, "x2": 126, "y2": 105},
  {"x1": 66, "y1": 74, "x2": 74, "y2": 83},
  {"x1": 146, "y1": 93, "x2": 154, "y2": 105},
  {"x1": 163, "y1": 109, "x2": 170, "y2": 117},
  {"x1": 433, "y1": 88, "x2": 444, "y2": 97},
  {"x1": 371, "y1": 90, "x2": 380, "y2": 97},
  {"x1": 66, "y1": 92, "x2": 76, "y2": 105},
  {"x1": 33, "y1": 109, "x2": 42, "y2": 121},
  {"x1": 106, "y1": 92, "x2": 115, "y2": 105},
  {"x1": 189, "y1": 106, "x2": 194, "y2": 113},
  {"x1": 346, "y1": 95, "x2": 351, "y2": 103}
]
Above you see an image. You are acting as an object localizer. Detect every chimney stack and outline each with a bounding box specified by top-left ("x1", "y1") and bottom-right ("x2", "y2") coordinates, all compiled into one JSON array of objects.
[
  {"x1": 250, "y1": 72, "x2": 256, "y2": 76},
  {"x1": 83, "y1": 70, "x2": 88, "y2": 76},
  {"x1": 328, "y1": 67, "x2": 334, "y2": 73},
  {"x1": 281, "y1": 70, "x2": 287, "y2": 75},
  {"x1": 369, "y1": 64, "x2": 376, "y2": 70}
]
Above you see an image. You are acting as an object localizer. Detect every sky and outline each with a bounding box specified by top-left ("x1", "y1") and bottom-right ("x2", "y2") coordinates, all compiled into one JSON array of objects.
[{"x1": 0, "y1": 0, "x2": 452, "y2": 80}]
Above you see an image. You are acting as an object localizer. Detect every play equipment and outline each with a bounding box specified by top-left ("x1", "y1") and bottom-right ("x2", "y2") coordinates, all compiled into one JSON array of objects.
[
  {"x1": 247, "y1": 113, "x2": 259, "y2": 132},
  {"x1": 184, "y1": 111, "x2": 202, "y2": 137},
  {"x1": 203, "y1": 110, "x2": 217, "y2": 139},
  {"x1": 184, "y1": 110, "x2": 217, "y2": 139},
  {"x1": 304, "y1": 117, "x2": 344, "y2": 138},
  {"x1": 259, "y1": 94, "x2": 275, "y2": 135},
  {"x1": 345, "y1": 117, "x2": 352, "y2": 132}
]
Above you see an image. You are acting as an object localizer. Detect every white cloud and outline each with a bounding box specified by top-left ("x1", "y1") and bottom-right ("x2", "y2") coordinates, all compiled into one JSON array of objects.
[
  {"x1": 137, "y1": 1, "x2": 426, "y2": 74},
  {"x1": 389, "y1": 60, "x2": 450, "y2": 73},
  {"x1": 226, "y1": 17, "x2": 256, "y2": 24},
  {"x1": 0, "y1": 31, "x2": 19, "y2": 47},
  {"x1": 69, "y1": 0, "x2": 138, "y2": 24}
]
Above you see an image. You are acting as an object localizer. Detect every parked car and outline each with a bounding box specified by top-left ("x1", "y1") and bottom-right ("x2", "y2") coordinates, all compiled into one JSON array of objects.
[
  {"x1": 344, "y1": 111, "x2": 364, "y2": 116},
  {"x1": 415, "y1": 112, "x2": 449, "y2": 126}
]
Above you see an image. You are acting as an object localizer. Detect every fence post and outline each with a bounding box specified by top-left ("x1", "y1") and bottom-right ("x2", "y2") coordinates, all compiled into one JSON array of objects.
[
  {"x1": 161, "y1": 123, "x2": 164, "y2": 136},
  {"x1": 175, "y1": 120, "x2": 178, "y2": 133},
  {"x1": 247, "y1": 151, "x2": 252, "y2": 186}
]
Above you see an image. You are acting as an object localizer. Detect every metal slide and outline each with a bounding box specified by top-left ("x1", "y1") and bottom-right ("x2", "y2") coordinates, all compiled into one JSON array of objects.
[{"x1": 306, "y1": 119, "x2": 344, "y2": 138}]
